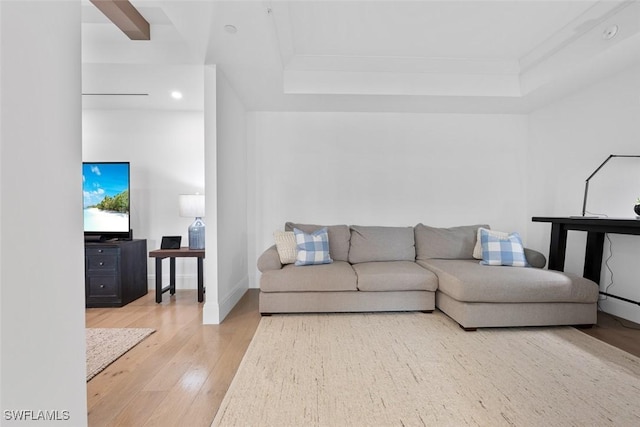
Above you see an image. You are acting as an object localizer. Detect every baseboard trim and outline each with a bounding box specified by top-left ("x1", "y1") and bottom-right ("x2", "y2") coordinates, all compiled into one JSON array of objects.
[
  {"x1": 219, "y1": 277, "x2": 249, "y2": 322},
  {"x1": 202, "y1": 301, "x2": 220, "y2": 325},
  {"x1": 202, "y1": 276, "x2": 249, "y2": 325}
]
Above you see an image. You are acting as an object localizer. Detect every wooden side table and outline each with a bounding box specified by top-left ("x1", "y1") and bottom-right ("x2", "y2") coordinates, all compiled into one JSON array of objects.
[{"x1": 149, "y1": 247, "x2": 205, "y2": 303}]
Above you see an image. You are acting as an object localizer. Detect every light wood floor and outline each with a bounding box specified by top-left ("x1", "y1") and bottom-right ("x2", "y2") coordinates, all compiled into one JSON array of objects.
[
  {"x1": 86, "y1": 289, "x2": 640, "y2": 426},
  {"x1": 86, "y1": 289, "x2": 261, "y2": 427}
]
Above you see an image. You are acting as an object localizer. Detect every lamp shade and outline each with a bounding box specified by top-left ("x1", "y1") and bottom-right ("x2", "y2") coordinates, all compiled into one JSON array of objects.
[{"x1": 179, "y1": 194, "x2": 205, "y2": 218}]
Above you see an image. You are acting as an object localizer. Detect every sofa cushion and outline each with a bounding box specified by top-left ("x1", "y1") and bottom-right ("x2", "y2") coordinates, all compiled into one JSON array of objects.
[
  {"x1": 294, "y1": 227, "x2": 333, "y2": 266},
  {"x1": 286, "y1": 222, "x2": 350, "y2": 262},
  {"x1": 479, "y1": 228, "x2": 529, "y2": 267},
  {"x1": 260, "y1": 261, "x2": 357, "y2": 292},
  {"x1": 353, "y1": 261, "x2": 438, "y2": 292},
  {"x1": 415, "y1": 223, "x2": 488, "y2": 260},
  {"x1": 417, "y1": 259, "x2": 599, "y2": 304},
  {"x1": 349, "y1": 226, "x2": 415, "y2": 263}
]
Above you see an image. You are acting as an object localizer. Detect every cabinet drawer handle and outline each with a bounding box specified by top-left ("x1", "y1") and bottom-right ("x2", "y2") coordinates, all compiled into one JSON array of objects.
[
  {"x1": 98, "y1": 249, "x2": 103, "y2": 253},
  {"x1": 100, "y1": 284, "x2": 105, "y2": 289},
  {"x1": 99, "y1": 262, "x2": 104, "y2": 266}
]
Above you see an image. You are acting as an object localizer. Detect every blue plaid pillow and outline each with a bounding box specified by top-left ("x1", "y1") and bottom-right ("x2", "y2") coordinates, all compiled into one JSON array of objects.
[
  {"x1": 480, "y1": 228, "x2": 529, "y2": 267},
  {"x1": 293, "y1": 227, "x2": 333, "y2": 266}
]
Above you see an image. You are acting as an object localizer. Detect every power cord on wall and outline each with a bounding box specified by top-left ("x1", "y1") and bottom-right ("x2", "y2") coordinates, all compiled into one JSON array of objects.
[
  {"x1": 585, "y1": 211, "x2": 614, "y2": 310},
  {"x1": 609, "y1": 315, "x2": 640, "y2": 330},
  {"x1": 583, "y1": 214, "x2": 640, "y2": 331},
  {"x1": 598, "y1": 233, "x2": 615, "y2": 304},
  {"x1": 585, "y1": 211, "x2": 614, "y2": 307}
]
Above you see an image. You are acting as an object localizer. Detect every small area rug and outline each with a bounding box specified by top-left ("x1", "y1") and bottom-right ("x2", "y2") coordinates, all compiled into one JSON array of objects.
[
  {"x1": 86, "y1": 328, "x2": 155, "y2": 381},
  {"x1": 212, "y1": 312, "x2": 640, "y2": 426}
]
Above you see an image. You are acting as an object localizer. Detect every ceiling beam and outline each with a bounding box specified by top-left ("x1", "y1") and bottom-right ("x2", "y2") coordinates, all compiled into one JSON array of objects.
[{"x1": 90, "y1": 0, "x2": 150, "y2": 40}]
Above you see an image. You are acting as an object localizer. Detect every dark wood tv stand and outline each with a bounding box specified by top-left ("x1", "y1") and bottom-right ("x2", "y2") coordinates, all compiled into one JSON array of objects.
[{"x1": 85, "y1": 239, "x2": 148, "y2": 308}]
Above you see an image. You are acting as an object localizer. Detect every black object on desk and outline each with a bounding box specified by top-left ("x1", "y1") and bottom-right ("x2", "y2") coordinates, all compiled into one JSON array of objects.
[
  {"x1": 149, "y1": 247, "x2": 205, "y2": 303},
  {"x1": 532, "y1": 217, "x2": 640, "y2": 305},
  {"x1": 161, "y1": 236, "x2": 181, "y2": 249}
]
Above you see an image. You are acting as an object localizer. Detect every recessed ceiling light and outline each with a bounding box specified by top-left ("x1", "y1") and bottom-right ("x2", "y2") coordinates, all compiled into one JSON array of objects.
[
  {"x1": 224, "y1": 24, "x2": 237, "y2": 34},
  {"x1": 602, "y1": 25, "x2": 619, "y2": 40},
  {"x1": 171, "y1": 91, "x2": 183, "y2": 100}
]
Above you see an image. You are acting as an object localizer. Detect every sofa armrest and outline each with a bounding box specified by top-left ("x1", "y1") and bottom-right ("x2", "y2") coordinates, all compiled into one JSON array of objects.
[
  {"x1": 524, "y1": 248, "x2": 546, "y2": 269},
  {"x1": 257, "y1": 245, "x2": 283, "y2": 272}
]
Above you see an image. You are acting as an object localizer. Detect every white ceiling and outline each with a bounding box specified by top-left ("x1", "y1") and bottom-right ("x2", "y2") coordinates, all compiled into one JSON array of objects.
[
  {"x1": 81, "y1": 0, "x2": 640, "y2": 113},
  {"x1": 285, "y1": 1, "x2": 594, "y2": 59}
]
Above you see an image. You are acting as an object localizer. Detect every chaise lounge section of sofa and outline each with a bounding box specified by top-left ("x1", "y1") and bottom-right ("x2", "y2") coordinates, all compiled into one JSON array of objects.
[{"x1": 413, "y1": 224, "x2": 599, "y2": 330}]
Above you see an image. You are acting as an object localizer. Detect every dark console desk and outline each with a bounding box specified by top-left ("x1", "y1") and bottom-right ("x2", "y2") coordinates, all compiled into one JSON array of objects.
[{"x1": 532, "y1": 217, "x2": 640, "y2": 286}]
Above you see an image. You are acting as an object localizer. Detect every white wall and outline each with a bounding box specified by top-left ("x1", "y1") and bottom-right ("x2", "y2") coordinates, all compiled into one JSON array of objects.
[
  {"x1": 203, "y1": 66, "x2": 219, "y2": 323},
  {"x1": 82, "y1": 109, "x2": 205, "y2": 288},
  {"x1": 0, "y1": 0, "x2": 3, "y2": 410},
  {"x1": 527, "y1": 63, "x2": 640, "y2": 324},
  {"x1": 249, "y1": 112, "x2": 529, "y2": 286},
  {"x1": 0, "y1": 1, "x2": 87, "y2": 425},
  {"x1": 214, "y1": 69, "x2": 249, "y2": 319}
]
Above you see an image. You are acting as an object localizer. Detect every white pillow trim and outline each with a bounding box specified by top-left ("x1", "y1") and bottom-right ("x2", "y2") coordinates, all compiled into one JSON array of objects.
[
  {"x1": 479, "y1": 228, "x2": 529, "y2": 267},
  {"x1": 473, "y1": 227, "x2": 509, "y2": 259}
]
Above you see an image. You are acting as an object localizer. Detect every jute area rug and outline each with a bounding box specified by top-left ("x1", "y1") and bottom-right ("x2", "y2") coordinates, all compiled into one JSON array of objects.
[
  {"x1": 86, "y1": 328, "x2": 154, "y2": 381},
  {"x1": 212, "y1": 312, "x2": 640, "y2": 426}
]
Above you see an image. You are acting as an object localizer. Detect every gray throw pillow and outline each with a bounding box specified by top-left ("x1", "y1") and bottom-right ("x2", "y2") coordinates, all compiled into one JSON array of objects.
[{"x1": 414, "y1": 223, "x2": 489, "y2": 260}]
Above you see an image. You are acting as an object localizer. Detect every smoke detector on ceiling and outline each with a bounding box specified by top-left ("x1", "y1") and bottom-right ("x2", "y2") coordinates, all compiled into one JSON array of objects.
[{"x1": 602, "y1": 25, "x2": 619, "y2": 40}]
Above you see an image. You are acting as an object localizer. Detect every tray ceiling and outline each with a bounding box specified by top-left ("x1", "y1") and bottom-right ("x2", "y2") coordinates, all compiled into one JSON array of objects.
[{"x1": 82, "y1": 0, "x2": 640, "y2": 113}]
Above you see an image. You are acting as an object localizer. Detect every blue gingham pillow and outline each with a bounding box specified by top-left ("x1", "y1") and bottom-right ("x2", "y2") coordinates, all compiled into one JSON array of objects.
[
  {"x1": 293, "y1": 227, "x2": 333, "y2": 266},
  {"x1": 480, "y1": 228, "x2": 529, "y2": 267}
]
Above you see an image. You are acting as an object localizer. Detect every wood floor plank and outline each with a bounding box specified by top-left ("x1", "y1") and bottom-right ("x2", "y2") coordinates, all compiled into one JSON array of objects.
[
  {"x1": 86, "y1": 307, "x2": 141, "y2": 328},
  {"x1": 88, "y1": 320, "x2": 205, "y2": 425},
  {"x1": 87, "y1": 305, "x2": 204, "y2": 419},
  {"x1": 87, "y1": 314, "x2": 193, "y2": 406},
  {"x1": 110, "y1": 391, "x2": 168, "y2": 427},
  {"x1": 86, "y1": 289, "x2": 261, "y2": 427},
  {"x1": 578, "y1": 310, "x2": 640, "y2": 358},
  {"x1": 87, "y1": 289, "x2": 640, "y2": 426},
  {"x1": 142, "y1": 329, "x2": 232, "y2": 392}
]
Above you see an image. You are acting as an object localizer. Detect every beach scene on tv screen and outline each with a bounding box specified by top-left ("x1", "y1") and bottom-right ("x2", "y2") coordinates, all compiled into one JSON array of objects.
[{"x1": 83, "y1": 163, "x2": 129, "y2": 232}]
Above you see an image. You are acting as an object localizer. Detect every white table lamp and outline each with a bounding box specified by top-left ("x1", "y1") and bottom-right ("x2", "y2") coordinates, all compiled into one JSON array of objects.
[{"x1": 179, "y1": 194, "x2": 205, "y2": 249}]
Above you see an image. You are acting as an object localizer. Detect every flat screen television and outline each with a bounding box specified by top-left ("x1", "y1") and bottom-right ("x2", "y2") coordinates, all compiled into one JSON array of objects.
[{"x1": 83, "y1": 162, "x2": 131, "y2": 240}]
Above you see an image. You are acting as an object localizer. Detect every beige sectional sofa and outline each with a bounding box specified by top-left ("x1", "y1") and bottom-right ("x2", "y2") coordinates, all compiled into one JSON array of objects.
[
  {"x1": 257, "y1": 222, "x2": 599, "y2": 330},
  {"x1": 259, "y1": 223, "x2": 438, "y2": 314}
]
